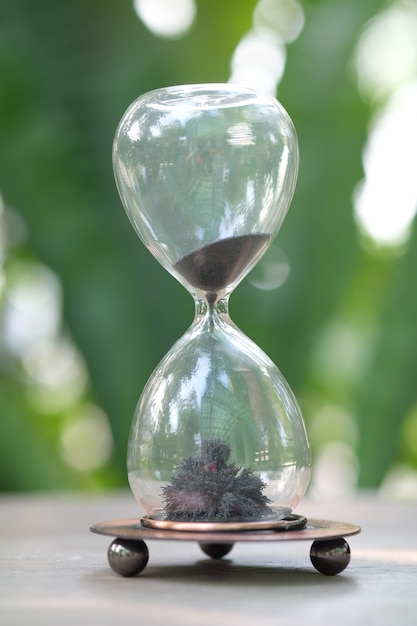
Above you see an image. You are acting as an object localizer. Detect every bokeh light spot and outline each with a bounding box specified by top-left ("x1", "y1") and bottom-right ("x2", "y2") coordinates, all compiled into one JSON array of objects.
[
  {"x1": 380, "y1": 465, "x2": 417, "y2": 501},
  {"x1": 4, "y1": 263, "x2": 61, "y2": 356},
  {"x1": 354, "y1": 1, "x2": 417, "y2": 250},
  {"x1": 254, "y1": 0, "x2": 305, "y2": 43},
  {"x1": 23, "y1": 337, "x2": 88, "y2": 413},
  {"x1": 134, "y1": 0, "x2": 196, "y2": 39},
  {"x1": 59, "y1": 405, "x2": 113, "y2": 472},
  {"x1": 249, "y1": 245, "x2": 290, "y2": 290},
  {"x1": 354, "y1": 84, "x2": 417, "y2": 248},
  {"x1": 355, "y1": 1, "x2": 417, "y2": 102},
  {"x1": 229, "y1": 30, "x2": 286, "y2": 96},
  {"x1": 311, "y1": 441, "x2": 358, "y2": 499}
]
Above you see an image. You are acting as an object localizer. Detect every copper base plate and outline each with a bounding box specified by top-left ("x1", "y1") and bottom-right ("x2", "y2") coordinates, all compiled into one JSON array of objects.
[
  {"x1": 90, "y1": 516, "x2": 361, "y2": 543},
  {"x1": 140, "y1": 508, "x2": 299, "y2": 532}
]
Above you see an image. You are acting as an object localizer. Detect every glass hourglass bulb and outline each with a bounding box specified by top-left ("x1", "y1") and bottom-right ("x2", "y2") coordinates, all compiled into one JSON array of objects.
[{"x1": 113, "y1": 84, "x2": 311, "y2": 526}]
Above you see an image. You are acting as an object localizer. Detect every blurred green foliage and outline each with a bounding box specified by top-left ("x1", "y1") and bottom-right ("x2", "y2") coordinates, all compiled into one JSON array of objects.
[{"x1": 1, "y1": 0, "x2": 416, "y2": 495}]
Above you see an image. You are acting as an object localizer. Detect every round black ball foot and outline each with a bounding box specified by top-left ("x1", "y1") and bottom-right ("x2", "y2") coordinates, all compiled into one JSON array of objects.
[
  {"x1": 199, "y1": 542, "x2": 234, "y2": 559},
  {"x1": 310, "y1": 537, "x2": 351, "y2": 575},
  {"x1": 107, "y1": 538, "x2": 149, "y2": 577}
]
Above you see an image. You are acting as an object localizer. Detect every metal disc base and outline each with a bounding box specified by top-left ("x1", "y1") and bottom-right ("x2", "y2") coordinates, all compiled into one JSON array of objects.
[
  {"x1": 91, "y1": 515, "x2": 360, "y2": 578},
  {"x1": 141, "y1": 511, "x2": 306, "y2": 533}
]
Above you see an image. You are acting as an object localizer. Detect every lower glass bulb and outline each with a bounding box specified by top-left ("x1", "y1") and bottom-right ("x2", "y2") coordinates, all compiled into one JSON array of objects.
[{"x1": 127, "y1": 300, "x2": 311, "y2": 522}]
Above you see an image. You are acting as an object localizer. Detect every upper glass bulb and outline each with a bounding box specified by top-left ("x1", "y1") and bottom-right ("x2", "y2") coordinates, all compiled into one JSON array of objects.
[{"x1": 113, "y1": 83, "x2": 299, "y2": 303}]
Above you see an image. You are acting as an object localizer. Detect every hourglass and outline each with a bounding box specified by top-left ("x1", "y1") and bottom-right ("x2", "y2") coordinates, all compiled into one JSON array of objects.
[{"x1": 90, "y1": 84, "x2": 360, "y2": 576}]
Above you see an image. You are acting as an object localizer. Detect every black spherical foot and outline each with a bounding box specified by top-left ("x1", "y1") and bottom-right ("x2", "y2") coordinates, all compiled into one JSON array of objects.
[
  {"x1": 310, "y1": 538, "x2": 351, "y2": 575},
  {"x1": 107, "y1": 538, "x2": 149, "y2": 577},
  {"x1": 199, "y1": 542, "x2": 234, "y2": 559}
]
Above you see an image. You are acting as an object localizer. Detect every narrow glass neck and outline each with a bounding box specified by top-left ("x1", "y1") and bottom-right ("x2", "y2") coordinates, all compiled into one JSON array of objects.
[{"x1": 194, "y1": 296, "x2": 230, "y2": 323}]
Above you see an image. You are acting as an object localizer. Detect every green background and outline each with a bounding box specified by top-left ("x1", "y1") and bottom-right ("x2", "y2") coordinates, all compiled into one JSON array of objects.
[{"x1": 1, "y1": 0, "x2": 416, "y2": 495}]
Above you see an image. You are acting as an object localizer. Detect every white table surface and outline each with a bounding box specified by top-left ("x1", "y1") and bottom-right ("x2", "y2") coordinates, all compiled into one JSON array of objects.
[{"x1": 1, "y1": 490, "x2": 416, "y2": 625}]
